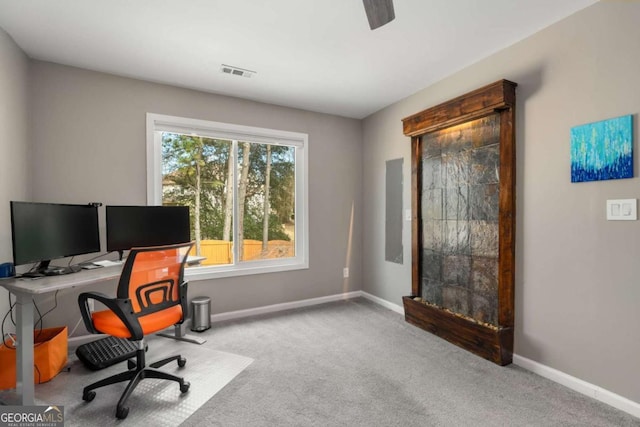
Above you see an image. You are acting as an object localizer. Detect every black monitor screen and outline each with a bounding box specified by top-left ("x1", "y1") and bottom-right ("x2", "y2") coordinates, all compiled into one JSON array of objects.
[
  {"x1": 106, "y1": 205, "x2": 190, "y2": 253},
  {"x1": 10, "y1": 201, "x2": 101, "y2": 267}
]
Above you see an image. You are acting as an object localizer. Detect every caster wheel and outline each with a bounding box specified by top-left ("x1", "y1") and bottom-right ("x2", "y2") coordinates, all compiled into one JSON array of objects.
[
  {"x1": 116, "y1": 406, "x2": 129, "y2": 420},
  {"x1": 177, "y1": 357, "x2": 186, "y2": 368},
  {"x1": 82, "y1": 390, "x2": 96, "y2": 402},
  {"x1": 180, "y1": 381, "x2": 190, "y2": 393}
]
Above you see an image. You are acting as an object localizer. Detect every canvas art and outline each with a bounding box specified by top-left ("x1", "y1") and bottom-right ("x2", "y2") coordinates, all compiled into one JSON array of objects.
[{"x1": 570, "y1": 115, "x2": 633, "y2": 183}]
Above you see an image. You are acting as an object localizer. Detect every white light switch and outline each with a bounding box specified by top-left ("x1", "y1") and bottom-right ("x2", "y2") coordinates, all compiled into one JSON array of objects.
[{"x1": 606, "y1": 199, "x2": 637, "y2": 221}]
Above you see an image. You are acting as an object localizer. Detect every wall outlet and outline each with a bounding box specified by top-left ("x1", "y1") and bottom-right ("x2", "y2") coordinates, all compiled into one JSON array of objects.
[{"x1": 343, "y1": 267, "x2": 349, "y2": 278}]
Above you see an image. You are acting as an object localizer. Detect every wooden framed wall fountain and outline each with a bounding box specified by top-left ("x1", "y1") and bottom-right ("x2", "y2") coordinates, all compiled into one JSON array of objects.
[{"x1": 401, "y1": 80, "x2": 517, "y2": 365}]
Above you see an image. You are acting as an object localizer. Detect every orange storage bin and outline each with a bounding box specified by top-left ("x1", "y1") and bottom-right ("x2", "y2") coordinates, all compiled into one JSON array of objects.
[{"x1": 0, "y1": 326, "x2": 68, "y2": 390}]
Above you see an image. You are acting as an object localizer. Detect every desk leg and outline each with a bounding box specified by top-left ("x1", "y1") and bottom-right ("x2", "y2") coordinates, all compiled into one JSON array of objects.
[
  {"x1": 15, "y1": 293, "x2": 35, "y2": 405},
  {"x1": 157, "y1": 323, "x2": 206, "y2": 345}
]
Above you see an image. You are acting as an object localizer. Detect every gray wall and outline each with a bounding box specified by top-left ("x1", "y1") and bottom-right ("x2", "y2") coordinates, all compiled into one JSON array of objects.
[
  {"x1": 363, "y1": 2, "x2": 640, "y2": 403},
  {"x1": 26, "y1": 61, "x2": 363, "y2": 331},
  {"x1": 0, "y1": 29, "x2": 30, "y2": 319}
]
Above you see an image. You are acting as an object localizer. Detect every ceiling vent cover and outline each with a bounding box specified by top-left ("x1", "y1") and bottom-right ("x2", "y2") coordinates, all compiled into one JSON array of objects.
[{"x1": 220, "y1": 64, "x2": 256, "y2": 78}]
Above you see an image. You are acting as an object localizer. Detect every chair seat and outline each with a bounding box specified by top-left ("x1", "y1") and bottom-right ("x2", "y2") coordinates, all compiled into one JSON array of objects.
[{"x1": 92, "y1": 305, "x2": 183, "y2": 338}]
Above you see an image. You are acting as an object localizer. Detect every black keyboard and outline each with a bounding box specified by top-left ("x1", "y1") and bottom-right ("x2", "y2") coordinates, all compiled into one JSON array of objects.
[{"x1": 76, "y1": 336, "x2": 139, "y2": 370}]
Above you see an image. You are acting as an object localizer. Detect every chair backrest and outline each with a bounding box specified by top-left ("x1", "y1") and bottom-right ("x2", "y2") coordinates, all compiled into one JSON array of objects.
[{"x1": 117, "y1": 242, "x2": 194, "y2": 316}]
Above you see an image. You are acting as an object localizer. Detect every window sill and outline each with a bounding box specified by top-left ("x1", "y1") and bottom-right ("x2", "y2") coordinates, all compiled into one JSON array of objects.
[{"x1": 185, "y1": 258, "x2": 309, "y2": 281}]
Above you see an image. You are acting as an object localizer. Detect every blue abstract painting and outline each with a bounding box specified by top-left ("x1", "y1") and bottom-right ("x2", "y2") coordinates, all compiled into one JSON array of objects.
[{"x1": 570, "y1": 115, "x2": 633, "y2": 183}]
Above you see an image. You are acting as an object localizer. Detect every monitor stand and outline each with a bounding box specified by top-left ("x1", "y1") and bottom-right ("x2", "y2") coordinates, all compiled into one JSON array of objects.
[
  {"x1": 20, "y1": 260, "x2": 80, "y2": 278},
  {"x1": 20, "y1": 271, "x2": 45, "y2": 278},
  {"x1": 42, "y1": 266, "x2": 80, "y2": 276}
]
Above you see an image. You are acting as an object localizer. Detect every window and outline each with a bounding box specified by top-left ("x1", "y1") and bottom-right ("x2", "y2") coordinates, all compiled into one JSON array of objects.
[{"x1": 147, "y1": 113, "x2": 308, "y2": 279}]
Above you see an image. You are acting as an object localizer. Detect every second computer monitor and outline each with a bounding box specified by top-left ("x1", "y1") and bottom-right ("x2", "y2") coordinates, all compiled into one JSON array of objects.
[{"x1": 106, "y1": 205, "x2": 191, "y2": 257}]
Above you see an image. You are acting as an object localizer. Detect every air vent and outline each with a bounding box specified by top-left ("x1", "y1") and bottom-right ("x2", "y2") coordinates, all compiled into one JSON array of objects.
[{"x1": 220, "y1": 64, "x2": 256, "y2": 78}]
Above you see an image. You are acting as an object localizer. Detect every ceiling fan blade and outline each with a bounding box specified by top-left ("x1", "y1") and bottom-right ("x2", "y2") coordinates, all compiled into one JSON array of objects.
[{"x1": 363, "y1": 0, "x2": 395, "y2": 30}]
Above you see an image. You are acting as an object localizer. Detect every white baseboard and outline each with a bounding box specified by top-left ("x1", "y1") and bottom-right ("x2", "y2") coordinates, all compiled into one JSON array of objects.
[
  {"x1": 210, "y1": 290, "x2": 363, "y2": 323},
  {"x1": 360, "y1": 291, "x2": 404, "y2": 315},
  {"x1": 513, "y1": 354, "x2": 640, "y2": 419},
  {"x1": 68, "y1": 291, "x2": 364, "y2": 348},
  {"x1": 209, "y1": 291, "x2": 406, "y2": 323}
]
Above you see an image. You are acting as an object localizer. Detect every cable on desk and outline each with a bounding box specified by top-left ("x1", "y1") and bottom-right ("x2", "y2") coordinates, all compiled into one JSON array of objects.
[
  {"x1": 38, "y1": 290, "x2": 59, "y2": 322},
  {"x1": 1, "y1": 297, "x2": 48, "y2": 386},
  {"x1": 32, "y1": 290, "x2": 59, "y2": 341},
  {"x1": 74, "y1": 251, "x2": 118, "y2": 267},
  {"x1": 26, "y1": 262, "x2": 39, "y2": 275},
  {"x1": 1, "y1": 301, "x2": 17, "y2": 350},
  {"x1": 33, "y1": 300, "x2": 42, "y2": 340},
  {"x1": 8, "y1": 293, "x2": 15, "y2": 326},
  {"x1": 31, "y1": 300, "x2": 50, "y2": 384}
]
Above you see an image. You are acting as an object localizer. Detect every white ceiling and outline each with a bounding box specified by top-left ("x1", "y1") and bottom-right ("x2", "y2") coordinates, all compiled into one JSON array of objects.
[{"x1": 0, "y1": 0, "x2": 597, "y2": 119}]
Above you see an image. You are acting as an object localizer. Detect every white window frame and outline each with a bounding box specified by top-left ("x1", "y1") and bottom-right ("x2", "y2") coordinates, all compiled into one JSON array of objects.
[{"x1": 146, "y1": 113, "x2": 309, "y2": 280}]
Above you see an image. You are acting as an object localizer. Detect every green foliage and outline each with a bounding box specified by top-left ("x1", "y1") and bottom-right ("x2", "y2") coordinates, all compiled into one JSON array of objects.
[
  {"x1": 162, "y1": 133, "x2": 294, "y2": 242},
  {"x1": 241, "y1": 209, "x2": 290, "y2": 241}
]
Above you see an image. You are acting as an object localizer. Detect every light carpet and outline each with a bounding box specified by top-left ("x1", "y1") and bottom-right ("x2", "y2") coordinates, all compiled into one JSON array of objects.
[
  {"x1": 182, "y1": 298, "x2": 640, "y2": 427},
  {"x1": 35, "y1": 336, "x2": 252, "y2": 426}
]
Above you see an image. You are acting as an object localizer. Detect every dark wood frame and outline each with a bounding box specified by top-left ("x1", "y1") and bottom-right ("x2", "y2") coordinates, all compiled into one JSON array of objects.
[{"x1": 401, "y1": 80, "x2": 517, "y2": 365}]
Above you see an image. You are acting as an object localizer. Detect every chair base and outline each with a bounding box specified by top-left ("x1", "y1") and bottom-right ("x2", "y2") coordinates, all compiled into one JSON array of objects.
[{"x1": 82, "y1": 341, "x2": 189, "y2": 419}]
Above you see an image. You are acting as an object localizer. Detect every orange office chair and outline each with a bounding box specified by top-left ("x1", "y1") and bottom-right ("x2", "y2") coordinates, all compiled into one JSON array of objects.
[{"x1": 78, "y1": 242, "x2": 194, "y2": 419}]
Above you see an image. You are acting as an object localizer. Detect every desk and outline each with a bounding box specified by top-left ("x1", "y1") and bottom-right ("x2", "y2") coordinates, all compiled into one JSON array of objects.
[
  {"x1": 0, "y1": 258, "x2": 206, "y2": 405},
  {"x1": 1, "y1": 266, "x2": 121, "y2": 405}
]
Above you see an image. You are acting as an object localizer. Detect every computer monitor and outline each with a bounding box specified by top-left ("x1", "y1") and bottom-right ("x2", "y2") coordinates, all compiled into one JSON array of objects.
[
  {"x1": 10, "y1": 201, "x2": 101, "y2": 276},
  {"x1": 106, "y1": 205, "x2": 191, "y2": 259}
]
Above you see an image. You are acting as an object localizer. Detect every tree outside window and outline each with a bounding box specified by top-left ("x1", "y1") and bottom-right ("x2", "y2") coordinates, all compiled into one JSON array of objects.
[{"x1": 161, "y1": 133, "x2": 296, "y2": 267}]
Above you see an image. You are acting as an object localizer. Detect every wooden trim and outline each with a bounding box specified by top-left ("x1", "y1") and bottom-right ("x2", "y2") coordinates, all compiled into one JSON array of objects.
[
  {"x1": 411, "y1": 136, "x2": 421, "y2": 296},
  {"x1": 403, "y1": 297, "x2": 513, "y2": 365},
  {"x1": 498, "y1": 108, "x2": 516, "y2": 327},
  {"x1": 402, "y1": 80, "x2": 517, "y2": 137}
]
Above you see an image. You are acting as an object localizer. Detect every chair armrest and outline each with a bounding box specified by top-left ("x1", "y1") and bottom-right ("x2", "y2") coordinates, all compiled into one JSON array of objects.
[{"x1": 78, "y1": 291, "x2": 144, "y2": 340}]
